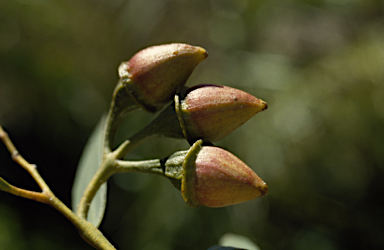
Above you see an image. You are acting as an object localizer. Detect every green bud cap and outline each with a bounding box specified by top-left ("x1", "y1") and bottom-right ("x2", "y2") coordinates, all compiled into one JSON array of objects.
[
  {"x1": 176, "y1": 85, "x2": 267, "y2": 143},
  {"x1": 119, "y1": 43, "x2": 208, "y2": 113},
  {"x1": 181, "y1": 140, "x2": 268, "y2": 208}
]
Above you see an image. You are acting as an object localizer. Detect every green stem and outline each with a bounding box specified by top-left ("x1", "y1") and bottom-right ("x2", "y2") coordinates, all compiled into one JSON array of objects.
[
  {"x1": 113, "y1": 103, "x2": 184, "y2": 159},
  {"x1": 0, "y1": 177, "x2": 49, "y2": 203},
  {"x1": 78, "y1": 91, "x2": 183, "y2": 223},
  {"x1": 104, "y1": 80, "x2": 140, "y2": 153},
  {"x1": 76, "y1": 155, "x2": 168, "y2": 222},
  {"x1": 48, "y1": 191, "x2": 116, "y2": 250},
  {"x1": 113, "y1": 130, "x2": 159, "y2": 160},
  {"x1": 77, "y1": 81, "x2": 151, "y2": 221},
  {"x1": 114, "y1": 159, "x2": 164, "y2": 175}
]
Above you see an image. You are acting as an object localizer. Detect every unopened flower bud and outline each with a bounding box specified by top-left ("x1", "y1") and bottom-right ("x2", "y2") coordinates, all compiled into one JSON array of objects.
[
  {"x1": 176, "y1": 85, "x2": 267, "y2": 143},
  {"x1": 119, "y1": 43, "x2": 208, "y2": 112},
  {"x1": 180, "y1": 140, "x2": 268, "y2": 207}
]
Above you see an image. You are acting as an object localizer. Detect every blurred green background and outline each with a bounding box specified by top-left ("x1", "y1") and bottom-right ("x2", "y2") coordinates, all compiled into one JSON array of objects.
[{"x1": 1, "y1": 0, "x2": 384, "y2": 249}]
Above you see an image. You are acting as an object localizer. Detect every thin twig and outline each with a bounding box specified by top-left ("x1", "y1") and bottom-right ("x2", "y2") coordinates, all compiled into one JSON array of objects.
[
  {"x1": 0, "y1": 126, "x2": 50, "y2": 192},
  {"x1": 0, "y1": 125, "x2": 116, "y2": 250}
]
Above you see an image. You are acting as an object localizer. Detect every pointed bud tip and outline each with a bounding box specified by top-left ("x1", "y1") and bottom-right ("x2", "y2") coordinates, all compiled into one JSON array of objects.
[
  {"x1": 251, "y1": 98, "x2": 267, "y2": 113},
  {"x1": 256, "y1": 181, "x2": 269, "y2": 197},
  {"x1": 169, "y1": 44, "x2": 207, "y2": 60},
  {"x1": 184, "y1": 45, "x2": 208, "y2": 63},
  {"x1": 199, "y1": 47, "x2": 208, "y2": 59},
  {"x1": 261, "y1": 100, "x2": 268, "y2": 111}
]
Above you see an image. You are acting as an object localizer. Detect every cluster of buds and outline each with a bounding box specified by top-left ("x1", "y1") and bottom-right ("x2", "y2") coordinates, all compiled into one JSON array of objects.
[{"x1": 118, "y1": 43, "x2": 268, "y2": 207}]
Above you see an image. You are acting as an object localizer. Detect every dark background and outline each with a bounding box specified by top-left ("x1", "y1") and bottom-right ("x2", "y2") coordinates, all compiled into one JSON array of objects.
[{"x1": 1, "y1": 0, "x2": 384, "y2": 249}]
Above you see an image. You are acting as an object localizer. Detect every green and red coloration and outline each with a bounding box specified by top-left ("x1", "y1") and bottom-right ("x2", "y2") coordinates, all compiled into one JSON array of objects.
[
  {"x1": 119, "y1": 43, "x2": 208, "y2": 113},
  {"x1": 176, "y1": 85, "x2": 267, "y2": 143},
  {"x1": 181, "y1": 140, "x2": 268, "y2": 208}
]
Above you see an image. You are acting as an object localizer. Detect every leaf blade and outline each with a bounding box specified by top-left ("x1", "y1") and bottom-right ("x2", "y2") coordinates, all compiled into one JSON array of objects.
[{"x1": 72, "y1": 115, "x2": 107, "y2": 227}]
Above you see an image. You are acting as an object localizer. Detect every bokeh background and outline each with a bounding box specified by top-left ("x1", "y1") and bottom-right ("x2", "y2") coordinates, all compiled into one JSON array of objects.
[{"x1": 1, "y1": 0, "x2": 384, "y2": 249}]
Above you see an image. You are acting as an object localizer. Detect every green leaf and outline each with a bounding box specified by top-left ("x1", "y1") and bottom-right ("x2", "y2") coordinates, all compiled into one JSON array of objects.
[
  {"x1": 72, "y1": 115, "x2": 107, "y2": 228},
  {"x1": 207, "y1": 246, "x2": 246, "y2": 250},
  {"x1": 217, "y1": 233, "x2": 261, "y2": 250},
  {"x1": 207, "y1": 233, "x2": 261, "y2": 250}
]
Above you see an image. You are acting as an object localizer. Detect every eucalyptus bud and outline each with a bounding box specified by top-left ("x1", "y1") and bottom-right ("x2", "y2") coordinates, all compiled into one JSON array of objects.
[
  {"x1": 176, "y1": 85, "x2": 267, "y2": 143},
  {"x1": 165, "y1": 140, "x2": 268, "y2": 208},
  {"x1": 119, "y1": 43, "x2": 208, "y2": 112}
]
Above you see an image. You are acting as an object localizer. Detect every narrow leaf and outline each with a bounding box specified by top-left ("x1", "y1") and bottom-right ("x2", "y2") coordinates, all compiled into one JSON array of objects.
[
  {"x1": 218, "y1": 233, "x2": 261, "y2": 250},
  {"x1": 72, "y1": 115, "x2": 107, "y2": 227},
  {"x1": 207, "y1": 246, "x2": 246, "y2": 250}
]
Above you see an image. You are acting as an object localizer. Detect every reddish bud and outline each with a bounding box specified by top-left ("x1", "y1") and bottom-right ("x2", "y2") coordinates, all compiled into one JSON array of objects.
[
  {"x1": 119, "y1": 43, "x2": 208, "y2": 112},
  {"x1": 176, "y1": 85, "x2": 267, "y2": 143},
  {"x1": 181, "y1": 141, "x2": 268, "y2": 207}
]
